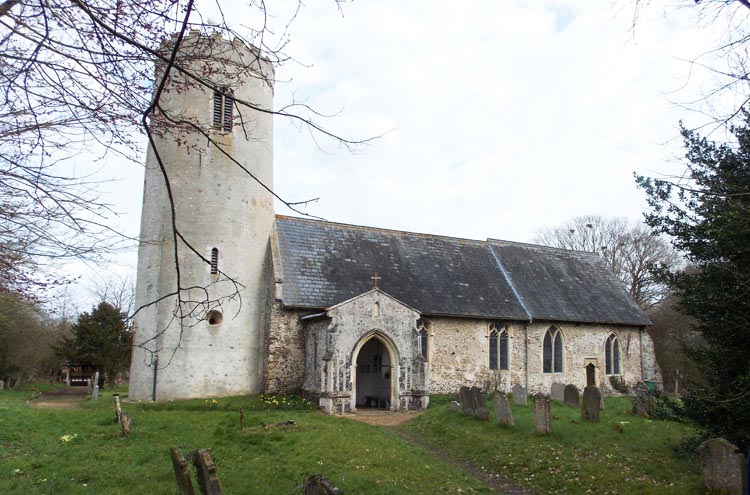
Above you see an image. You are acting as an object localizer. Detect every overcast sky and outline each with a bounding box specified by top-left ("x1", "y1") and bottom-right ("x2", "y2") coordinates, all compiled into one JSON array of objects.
[{"x1": 59, "y1": 0, "x2": 738, "y2": 309}]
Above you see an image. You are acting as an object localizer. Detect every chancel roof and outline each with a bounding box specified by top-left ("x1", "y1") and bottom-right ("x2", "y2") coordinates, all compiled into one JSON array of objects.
[{"x1": 274, "y1": 215, "x2": 650, "y2": 326}]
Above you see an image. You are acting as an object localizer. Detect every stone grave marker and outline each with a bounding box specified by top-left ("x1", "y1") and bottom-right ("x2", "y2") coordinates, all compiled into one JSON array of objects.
[
  {"x1": 92, "y1": 371, "x2": 100, "y2": 400},
  {"x1": 563, "y1": 384, "x2": 580, "y2": 408},
  {"x1": 193, "y1": 449, "x2": 223, "y2": 495},
  {"x1": 459, "y1": 386, "x2": 475, "y2": 416},
  {"x1": 550, "y1": 382, "x2": 565, "y2": 402},
  {"x1": 585, "y1": 363, "x2": 596, "y2": 388},
  {"x1": 120, "y1": 412, "x2": 132, "y2": 436},
  {"x1": 512, "y1": 384, "x2": 527, "y2": 406},
  {"x1": 631, "y1": 382, "x2": 652, "y2": 417},
  {"x1": 303, "y1": 474, "x2": 344, "y2": 495},
  {"x1": 533, "y1": 393, "x2": 552, "y2": 435},
  {"x1": 493, "y1": 393, "x2": 514, "y2": 427},
  {"x1": 113, "y1": 394, "x2": 123, "y2": 425},
  {"x1": 170, "y1": 446, "x2": 196, "y2": 495},
  {"x1": 698, "y1": 438, "x2": 746, "y2": 495},
  {"x1": 450, "y1": 400, "x2": 461, "y2": 413},
  {"x1": 471, "y1": 386, "x2": 489, "y2": 420},
  {"x1": 581, "y1": 386, "x2": 602, "y2": 422},
  {"x1": 0, "y1": 379, "x2": 4, "y2": 389}
]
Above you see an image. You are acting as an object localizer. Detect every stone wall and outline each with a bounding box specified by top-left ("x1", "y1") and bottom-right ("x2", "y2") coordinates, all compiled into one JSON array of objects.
[{"x1": 264, "y1": 302, "x2": 309, "y2": 393}]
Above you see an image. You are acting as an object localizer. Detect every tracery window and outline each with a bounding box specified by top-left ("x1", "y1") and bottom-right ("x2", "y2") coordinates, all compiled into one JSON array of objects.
[
  {"x1": 417, "y1": 318, "x2": 430, "y2": 360},
  {"x1": 213, "y1": 88, "x2": 234, "y2": 131},
  {"x1": 489, "y1": 321, "x2": 509, "y2": 370},
  {"x1": 543, "y1": 326, "x2": 563, "y2": 373},
  {"x1": 605, "y1": 334, "x2": 621, "y2": 375}
]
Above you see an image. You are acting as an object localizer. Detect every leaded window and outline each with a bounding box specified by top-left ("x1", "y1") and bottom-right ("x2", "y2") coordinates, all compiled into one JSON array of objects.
[
  {"x1": 489, "y1": 322, "x2": 509, "y2": 370},
  {"x1": 543, "y1": 326, "x2": 563, "y2": 373},
  {"x1": 605, "y1": 334, "x2": 621, "y2": 375}
]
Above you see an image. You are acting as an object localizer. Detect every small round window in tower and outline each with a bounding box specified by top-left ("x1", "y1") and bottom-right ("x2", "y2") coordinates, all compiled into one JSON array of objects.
[{"x1": 206, "y1": 309, "x2": 223, "y2": 326}]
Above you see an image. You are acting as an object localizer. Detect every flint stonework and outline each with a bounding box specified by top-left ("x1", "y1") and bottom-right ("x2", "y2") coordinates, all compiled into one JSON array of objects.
[
  {"x1": 631, "y1": 382, "x2": 652, "y2": 417},
  {"x1": 493, "y1": 393, "x2": 514, "y2": 427}
]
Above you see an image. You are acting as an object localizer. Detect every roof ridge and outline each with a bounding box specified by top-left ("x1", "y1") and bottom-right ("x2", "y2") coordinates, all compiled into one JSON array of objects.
[{"x1": 275, "y1": 214, "x2": 487, "y2": 244}]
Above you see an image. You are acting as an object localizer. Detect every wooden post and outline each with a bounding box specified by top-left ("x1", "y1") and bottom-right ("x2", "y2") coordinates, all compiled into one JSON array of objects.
[
  {"x1": 113, "y1": 394, "x2": 123, "y2": 425},
  {"x1": 239, "y1": 407, "x2": 244, "y2": 432},
  {"x1": 120, "y1": 412, "x2": 132, "y2": 436}
]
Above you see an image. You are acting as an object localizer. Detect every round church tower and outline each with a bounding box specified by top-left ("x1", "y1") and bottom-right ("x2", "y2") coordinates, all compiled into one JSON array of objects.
[{"x1": 129, "y1": 32, "x2": 275, "y2": 400}]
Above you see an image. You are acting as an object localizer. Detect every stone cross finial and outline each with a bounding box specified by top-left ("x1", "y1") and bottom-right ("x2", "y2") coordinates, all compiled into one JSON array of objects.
[{"x1": 371, "y1": 272, "x2": 381, "y2": 288}]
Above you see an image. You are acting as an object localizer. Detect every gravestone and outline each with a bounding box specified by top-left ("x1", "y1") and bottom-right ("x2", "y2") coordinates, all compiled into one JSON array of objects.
[
  {"x1": 193, "y1": 449, "x2": 223, "y2": 495},
  {"x1": 550, "y1": 382, "x2": 565, "y2": 402},
  {"x1": 450, "y1": 400, "x2": 461, "y2": 413},
  {"x1": 493, "y1": 393, "x2": 514, "y2": 427},
  {"x1": 170, "y1": 446, "x2": 196, "y2": 495},
  {"x1": 581, "y1": 386, "x2": 602, "y2": 422},
  {"x1": 631, "y1": 382, "x2": 652, "y2": 417},
  {"x1": 92, "y1": 371, "x2": 100, "y2": 400},
  {"x1": 471, "y1": 386, "x2": 490, "y2": 420},
  {"x1": 585, "y1": 363, "x2": 597, "y2": 387},
  {"x1": 113, "y1": 394, "x2": 123, "y2": 425},
  {"x1": 120, "y1": 412, "x2": 132, "y2": 436},
  {"x1": 303, "y1": 474, "x2": 344, "y2": 495},
  {"x1": 458, "y1": 386, "x2": 475, "y2": 416},
  {"x1": 512, "y1": 384, "x2": 527, "y2": 406},
  {"x1": 563, "y1": 384, "x2": 580, "y2": 408},
  {"x1": 0, "y1": 379, "x2": 4, "y2": 389},
  {"x1": 533, "y1": 393, "x2": 552, "y2": 435},
  {"x1": 698, "y1": 438, "x2": 746, "y2": 495}
]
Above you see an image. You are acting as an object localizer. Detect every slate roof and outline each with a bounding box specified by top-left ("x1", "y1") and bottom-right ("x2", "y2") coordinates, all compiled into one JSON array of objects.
[{"x1": 274, "y1": 215, "x2": 651, "y2": 326}]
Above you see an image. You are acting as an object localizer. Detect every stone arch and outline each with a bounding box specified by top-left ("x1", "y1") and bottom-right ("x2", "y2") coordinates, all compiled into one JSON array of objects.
[{"x1": 350, "y1": 330, "x2": 400, "y2": 412}]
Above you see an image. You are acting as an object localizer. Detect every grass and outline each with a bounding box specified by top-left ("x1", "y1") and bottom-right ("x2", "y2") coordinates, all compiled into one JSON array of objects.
[
  {"x1": 406, "y1": 395, "x2": 704, "y2": 494},
  {"x1": 0, "y1": 387, "x2": 704, "y2": 494}
]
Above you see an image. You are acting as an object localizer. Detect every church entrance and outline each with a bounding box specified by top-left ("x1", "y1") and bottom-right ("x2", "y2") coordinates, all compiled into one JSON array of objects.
[{"x1": 353, "y1": 334, "x2": 397, "y2": 410}]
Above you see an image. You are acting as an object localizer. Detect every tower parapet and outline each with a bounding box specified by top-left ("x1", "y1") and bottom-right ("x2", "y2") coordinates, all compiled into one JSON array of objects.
[{"x1": 129, "y1": 34, "x2": 275, "y2": 400}]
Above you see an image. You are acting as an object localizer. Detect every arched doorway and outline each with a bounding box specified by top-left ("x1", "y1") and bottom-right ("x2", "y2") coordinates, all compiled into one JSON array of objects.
[{"x1": 351, "y1": 332, "x2": 399, "y2": 411}]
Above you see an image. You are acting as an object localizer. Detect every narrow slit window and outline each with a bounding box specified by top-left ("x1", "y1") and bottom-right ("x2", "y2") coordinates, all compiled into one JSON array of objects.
[
  {"x1": 210, "y1": 247, "x2": 219, "y2": 275},
  {"x1": 213, "y1": 89, "x2": 234, "y2": 131}
]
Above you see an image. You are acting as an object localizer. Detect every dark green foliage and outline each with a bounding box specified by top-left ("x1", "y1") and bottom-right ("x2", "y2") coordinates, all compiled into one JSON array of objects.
[
  {"x1": 57, "y1": 302, "x2": 131, "y2": 386},
  {"x1": 648, "y1": 393, "x2": 686, "y2": 422},
  {"x1": 636, "y1": 115, "x2": 750, "y2": 450},
  {"x1": 608, "y1": 375, "x2": 629, "y2": 393}
]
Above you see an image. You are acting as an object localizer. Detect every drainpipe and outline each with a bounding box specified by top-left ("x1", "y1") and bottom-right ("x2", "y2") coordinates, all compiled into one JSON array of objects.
[
  {"x1": 524, "y1": 320, "x2": 531, "y2": 393},
  {"x1": 151, "y1": 354, "x2": 158, "y2": 402},
  {"x1": 639, "y1": 328, "x2": 644, "y2": 382}
]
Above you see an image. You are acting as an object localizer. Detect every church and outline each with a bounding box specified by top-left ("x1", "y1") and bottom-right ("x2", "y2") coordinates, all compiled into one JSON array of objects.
[{"x1": 128, "y1": 33, "x2": 660, "y2": 413}]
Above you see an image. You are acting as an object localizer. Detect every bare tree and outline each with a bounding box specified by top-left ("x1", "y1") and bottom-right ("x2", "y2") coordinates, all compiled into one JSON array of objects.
[
  {"x1": 90, "y1": 274, "x2": 135, "y2": 316},
  {"x1": 1, "y1": 1, "x2": 369, "y2": 355},
  {"x1": 535, "y1": 215, "x2": 681, "y2": 309}
]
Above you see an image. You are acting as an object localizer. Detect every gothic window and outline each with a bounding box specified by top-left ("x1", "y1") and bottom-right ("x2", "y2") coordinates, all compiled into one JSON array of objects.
[
  {"x1": 213, "y1": 88, "x2": 233, "y2": 131},
  {"x1": 489, "y1": 322, "x2": 509, "y2": 370},
  {"x1": 605, "y1": 334, "x2": 621, "y2": 375},
  {"x1": 210, "y1": 247, "x2": 219, "y2": 274},
  {"x1": 417, "y1": 318, "x2": 430, "y2": 360},
  {"x1": 543, "y1": 326, "x2": 563, "y2": 373}
]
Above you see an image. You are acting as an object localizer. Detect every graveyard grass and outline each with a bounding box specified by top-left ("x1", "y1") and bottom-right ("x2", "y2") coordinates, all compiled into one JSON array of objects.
[{"x1": 0, "y1": 387, "x2": 703, "y2": 494}]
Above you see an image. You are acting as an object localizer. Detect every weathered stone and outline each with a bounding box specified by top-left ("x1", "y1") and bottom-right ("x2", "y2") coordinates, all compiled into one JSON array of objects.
[
  {"x1": 550, "y1": 382, "x2": 565, "y2": 402},
  {"x1": 193, "y1": 449, "x2": 223, "y2": 495},
  {"x1": 581, "y1": 386, "x2": 602, "y2": 422},
  {"x1": 698, "y1": 438, "x2": 746, "y2": 495},
  {"x1": 92, "y1": 371, "x2": 100, "y2": 400},
  {"x1": 303, "y1": 474, "x2": 344, "y2": 495},
  {"x1": 493, "y1": 393, "x2": 514, "y2": 427},
  {"x1": 458, "y1": 386, "x2": 474, "y2": 415},
  {"x1": 170, "y1": 447, "x2": 196, "y2": 495},
  {"x1": 563, "y1": 384, "x2": 580, "y2": 408},
  {"x1": 471, "y1": 386, "x2": 489, "y2": 420},
  {"x1": 512, "y1": 384, "x2": 527, "y2": 406},
  {"x1": 631, "y1": 382, "x2": 652, "y2": 417},
  {"x1": 0, "y1": 379, "x2": 4, "y2": 389},
  {"x1": 533, "y1": 393, "x2": 552, "y2": 435},
  {"x1": 585, "y1": 363, "x2": 597, "y2": 388},
  {"x1": 450, "y1": 400, "x2": 461, "y2": 413},
  {"x1": 120, "y1": 412, "x2": 132, "y2": 436},
  {"x1": 113, "y1": 394, "x2": 123, "y2": 425}
]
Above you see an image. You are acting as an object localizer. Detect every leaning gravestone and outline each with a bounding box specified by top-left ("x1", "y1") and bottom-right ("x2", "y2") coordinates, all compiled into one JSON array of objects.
[
  {"x1": 512, "y1": 384, "x2": 527, "y2": 406},
  {"x1": 450, "y1": 400, "x2": 461, "y2": 413},
  {"x1": 493, "y1": 393, "x2": 514, "y2": 427},
  {"x1": 303, "y1": 474, "x2": 344, "y2": 495},
  {"x1": 170, "y1": 447, "x2": 196, "y2": 495},
  {"x1": 459, "y1": 386, "x2": 475, "y2": 416},
  {"x1": 0, "y1": 380, "x2": 4, "y2": 390},
  {"x1": 631, "y1": 382, "x2": 652, "y2": 417},
  {"x1": 581, "y1": 386, "x2": 602, "y2": 422},
  {"x1": 471, "y1": 386, "x2": 490, "y2": 420},
  {"x1": 550, "y1": 382, "x2": 565, "y2": 402},
  {"x1": 533, "y1": 393, "x2": 552, "y2": 435},
  {"x1": 563, "y1": 384, "x2": 580, "y2": 408},
  {"x1": 698, "y1": 438, "x2": 746, "y2": 495},
  {"x1": 193, "y1": 449, "x2": 223, "y2": 495}
]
